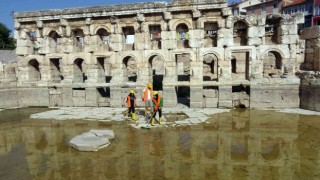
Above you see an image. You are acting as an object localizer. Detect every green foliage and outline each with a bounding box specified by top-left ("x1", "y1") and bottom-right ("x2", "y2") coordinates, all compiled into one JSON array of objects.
[{"x1": 0, "y1": 22, "x2": 15, "y2": 50}]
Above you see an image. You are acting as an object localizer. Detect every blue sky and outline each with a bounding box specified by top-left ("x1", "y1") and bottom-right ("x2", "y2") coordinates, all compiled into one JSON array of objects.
[{"x1": 0, "y1": 0, "x2": 235, "y2": 35}]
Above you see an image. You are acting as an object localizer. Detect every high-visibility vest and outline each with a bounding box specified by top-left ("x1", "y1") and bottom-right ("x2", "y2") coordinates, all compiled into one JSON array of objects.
[
  {"x1": 152, "y1": 95, "x2": 161, "y2": 107},
  {"x1": 126, "y1": 95, "x2": 135, "y2": 108},
  {"x1": 143, "y1": 87, "x2": 152, "y2": 101}
]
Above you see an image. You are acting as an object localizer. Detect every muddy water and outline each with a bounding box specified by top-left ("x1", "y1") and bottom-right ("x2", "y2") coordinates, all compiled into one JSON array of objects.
[{"x1": 0, "y1": 108, "x2": 320, "y2": 180}]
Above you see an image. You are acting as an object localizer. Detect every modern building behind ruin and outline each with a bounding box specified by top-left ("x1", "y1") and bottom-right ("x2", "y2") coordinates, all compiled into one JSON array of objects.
[{"x1": 1, "y1": 0, "x2": 319, "y2": 110}]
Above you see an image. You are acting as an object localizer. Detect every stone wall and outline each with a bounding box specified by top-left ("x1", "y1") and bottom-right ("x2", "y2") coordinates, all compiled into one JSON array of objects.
[
  {"x1": 299, "y1": 27, "x2": 320, "y2": 111},
  {"x1": 0, "y1": 0, "x2": 308, "y2": 109}
]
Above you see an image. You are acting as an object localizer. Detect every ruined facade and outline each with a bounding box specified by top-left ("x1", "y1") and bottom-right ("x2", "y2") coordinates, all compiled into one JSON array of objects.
[{"x1": 0, "y1": 0, "x2": 310, "y2": 108}]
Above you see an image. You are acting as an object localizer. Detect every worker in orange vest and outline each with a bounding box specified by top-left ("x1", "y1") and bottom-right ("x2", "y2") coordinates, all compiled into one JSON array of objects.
[
  {"x1": 126, "y1": 89, "x2": 137, "y2": 120},
  {"x1": 142, "y1": 82, "x2": 153, "y2": 117},
  {"x1": 151, "y1": 91, "x2": 163, "y2": 126}
]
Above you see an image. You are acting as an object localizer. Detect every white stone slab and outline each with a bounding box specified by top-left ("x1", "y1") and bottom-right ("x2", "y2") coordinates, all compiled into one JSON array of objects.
[
  {"x1": 90, "y1": 129, "x2": 115, "y2": 139},
  {"x1": 175, "y1": 120, "x2": 192, "y2": 125},
  {"x1": 275, "y1": 108, "x2": 320, "y2": 116},
  {"x1": 187, "y1": 118, "x2": 202, "y2": 124},
  {"x1": 69, "y1": 132, "x2": 110, "y2": 152},
  {"x1": 199, "y1": 108, "x2": 230, "y2": 115}
]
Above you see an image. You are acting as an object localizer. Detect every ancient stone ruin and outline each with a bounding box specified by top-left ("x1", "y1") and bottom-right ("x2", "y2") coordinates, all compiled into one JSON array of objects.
[{"x1": 0, "y1": 0, "x2": 319, "y2": 111}]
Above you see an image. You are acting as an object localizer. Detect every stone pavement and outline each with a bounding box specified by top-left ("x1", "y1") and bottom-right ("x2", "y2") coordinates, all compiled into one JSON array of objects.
[
  {"x1": 29, "y1": 106, "x2": 320, "y2": 129},
  {"x1": 29, "y1": 105, "x2": 231, "y2": 128}
]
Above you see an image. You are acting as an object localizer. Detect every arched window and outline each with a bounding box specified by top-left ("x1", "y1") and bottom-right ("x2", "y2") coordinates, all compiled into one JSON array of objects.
[
  {"x1": 73, "y1": 58, "x2": 86, "y2": 83},
  {"x1": 263, "y1": 51, "x2": 282, "y2": 77},
  {"x1": 123, "y1": 56, "x2": 137, "y2": 82},
  {"x1": 96, "y1": 28, "x2": 109, "y2": 45},
  {"x1": 28, "y1": 59, "x2": 41, "y2": 82},
  {"x1": 233, "y1": 21, "x2": 247, "y2": 46},
  {"x1": 176, "y1": 24, "x2": 189, "y2": 48},
  {"x1": 48, "y1": 31, "x2": 61, "y2": 53},
  {"x1": 203, "y1": 54, "x2": 218, "y2": 81},
  {"x1": 149, "y1": 55, "x2": 164, "y2": 90}
]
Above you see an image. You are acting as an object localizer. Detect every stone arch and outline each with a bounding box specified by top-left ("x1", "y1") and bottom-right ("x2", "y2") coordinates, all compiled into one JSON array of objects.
[
  {"x1": 44, "y1": 28, "x2": 62, "y2": 37},
  {"x1": 28, "y1": 59, "x2": 41, "y2": 82},
  {"x1": 176, "y1": 23, "x2": 190, "y2": 48},
  {"x1": 261, "y1": 48, "x2": 286, "y2": 60},
  {"x1": 232, "y1": 16, "x2": 252, "y2": 27},
  {"x1": 203, "y1": 53, "x2": 219, "y2": 81},
  {"x1": 233, "y1": 20, "x2": 248, "y2": 46},
  {"x1": 262, "y1": 50, "x2": 283, "y2": 77},
  {"x1": 122, "y1": 56, "x2": 137, "y2": 82},
  {"x1": 148, "y1": 55, "x2": 165, "y2": 90},
  {"x1": 73, "y1": 58, "x2": 86, "y2": 83},
  {"x1": 172, "y1": 20, "x2": 193, "y2": 31},
  {"x1": 94, "y1": 25, "x2": 111, "y2": 35},
  {"x1": 48, "y1": 30, "x2": 61, "y2": 49},
  {"x1": 96, "y1": 28, "x2": 110, "y2": 45}
]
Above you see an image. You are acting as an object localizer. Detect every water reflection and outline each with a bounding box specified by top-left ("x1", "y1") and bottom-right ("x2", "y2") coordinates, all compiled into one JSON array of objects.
[{"x1": 0, "y1": 108, "x2": 320, "y2": 179}]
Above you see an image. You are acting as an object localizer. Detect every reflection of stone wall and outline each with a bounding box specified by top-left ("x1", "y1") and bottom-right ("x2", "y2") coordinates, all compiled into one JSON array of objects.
[{"x1": 5, "y1": 109, "x2": 320, "y2": 179}]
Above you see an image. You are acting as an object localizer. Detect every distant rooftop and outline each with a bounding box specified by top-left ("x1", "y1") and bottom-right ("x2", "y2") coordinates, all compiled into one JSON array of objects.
[
  {"x1": 0, "y1": 50, "x2": 17, "y2": 63},
  {"x1": 282, "y1": 0, "x2": 309, "y2": 7}
]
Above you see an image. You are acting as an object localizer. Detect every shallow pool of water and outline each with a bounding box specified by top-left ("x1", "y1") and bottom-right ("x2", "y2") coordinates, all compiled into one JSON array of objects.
[{"x1": 0, "y1": 108, "x2": 320, "y2": 179}]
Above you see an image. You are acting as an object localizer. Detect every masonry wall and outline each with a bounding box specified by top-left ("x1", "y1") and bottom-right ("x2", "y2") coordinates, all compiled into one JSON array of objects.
[
  {"x1": 0, "y1": 1, "x2": 308, "y2": 109},
  {"x1": 299, "y1": 27, "x2": 320, "y2": 111}
]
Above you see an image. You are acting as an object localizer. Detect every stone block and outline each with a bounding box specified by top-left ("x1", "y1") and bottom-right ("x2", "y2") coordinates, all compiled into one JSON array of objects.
[
  {"x1": 49, "y1": 94, "x2": 62, "y2": 107},
  {"x1": 73, "y1": 89, "x2": 86, "y2": 97},
  {"x1": 85, "y1": 88, "x2": 98, "y2": 106},
  {"x1": 0, "y1": 89, "x2": 19, "y2": 108},
  {"x1": 280, "y1": 24, "x2": 298, "y2": 35},
  {"x1": 163, "y1": 39, "x2": 177, "y2": 50},
  {"x1": 62, "y1": 88, "x2": 73, "y2": 107},
  {"x1": 98, "y1": 102, "x2": 110, "y2": 107},
  {"x1": 17, "y1": 39, "x2": 34, "y2": 47},
  {"x1": 222, "y1": 7, "x2": 232, "y2": 16},
  {"x1": 191, "y1": 87, "x2": 203, "y2": 100},
  {"x1": 292, "y1": 12, "x2": 305, "y2": 24},
  {"x1": 248, "y1": 26, "x2": 265, "y2": 38},
  {"x1": 248, "y1": 37, "x2": 262, "y2": 46},
  {"x1": 217, "y1": 37, "x2": 233, "y2": 47},
  {"x1": 204, "y1": 97, "x2": 218, "y2": 108},
  {"x1": 280, "y1": 35, "x2": 299, "y2": 44},
  {"x1": 218, "y1": 101, "x2": 233, "y2": 108},
  {"x1": 164, "y1": 12, "x2": 172, "y2": 20},
  {"x1": 18, "y1": 88, "x2": 49, "y2": 107},
  {"x1": 218, "y1": 28, "x2": 233, "y2": 39},
  {"x1": 301, "y1": 26, "x2": 320, "y2": 39},
  {"x1": 188, "y1": 39, "x2": 203, "y2": 48},
  {"x1": 190, "y1": 102, "x2": 203, "y2": 108},
  {"x1": 219, "y1": 86, "x2": 232, "y2": 101},
  {"x1": 164, "y1": 100, "x2": 176, "y2": 107},
  {"x1": 203, "y1": 89, "x2": 217, "y2": 98},
  {"x1": 16, "y1": 47, "x2": 33, "y2": 55},
  {"x1": 73, "y1": 97, "x2": 86, "y2": 107},
  {"x1": 163, "y1": 31, "x2": 177, "y2": 40},
  {"x1": 49, "y1": 88, "x2": 61, "y2": 95}
]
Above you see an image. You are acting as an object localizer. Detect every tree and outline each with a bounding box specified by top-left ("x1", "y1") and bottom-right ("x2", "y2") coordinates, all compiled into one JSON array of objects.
[{"x1": 0, "y1": 22, "x2": 15, "y2": 50}]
